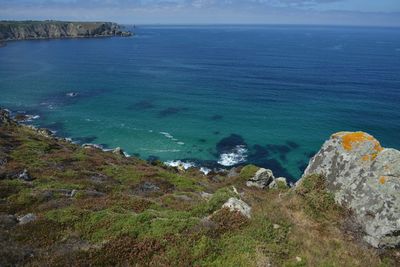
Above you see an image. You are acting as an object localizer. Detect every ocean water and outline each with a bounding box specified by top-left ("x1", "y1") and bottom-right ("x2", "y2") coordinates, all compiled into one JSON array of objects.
[{"x1": 1, "y1": 25, "x2": 399, "y2": 181}]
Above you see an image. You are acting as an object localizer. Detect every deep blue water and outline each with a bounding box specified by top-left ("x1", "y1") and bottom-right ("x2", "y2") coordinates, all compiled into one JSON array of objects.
[{"x1": 1, "y1": 25, "x2": 399, "y2": 180}]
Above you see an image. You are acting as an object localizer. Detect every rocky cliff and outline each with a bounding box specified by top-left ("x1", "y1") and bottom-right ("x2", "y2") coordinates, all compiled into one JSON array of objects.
[
  {"x1": 0, "y1": 21, "x2": 132, "y2": 41},
  {"x1": 300, "y1": 131, "x2": 400, "y2": 248}
]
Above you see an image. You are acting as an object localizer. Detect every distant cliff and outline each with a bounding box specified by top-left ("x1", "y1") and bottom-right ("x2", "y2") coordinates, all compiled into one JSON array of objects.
[{"x1": 0, "y1": 21, "x2": 132, "y2": 41}]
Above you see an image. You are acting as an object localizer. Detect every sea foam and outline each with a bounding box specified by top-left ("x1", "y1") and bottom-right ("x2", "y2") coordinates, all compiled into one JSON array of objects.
[{"x1": 217, "y1": 145, "x2": 248, "y2": 166}]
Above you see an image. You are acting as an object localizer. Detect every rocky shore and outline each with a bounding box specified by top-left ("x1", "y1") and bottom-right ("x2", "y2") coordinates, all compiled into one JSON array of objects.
[
  {"x1": 0, "y1": 21, "x2": 132, "y2": 42},
  {"x1": 0, "y1": 108, "x2": 399, "y2": 266}
]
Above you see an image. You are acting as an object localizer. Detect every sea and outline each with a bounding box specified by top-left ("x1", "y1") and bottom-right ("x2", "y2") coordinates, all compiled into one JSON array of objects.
[{"x1": 1, "y1": 25, "x2": 399, "y2": 181}]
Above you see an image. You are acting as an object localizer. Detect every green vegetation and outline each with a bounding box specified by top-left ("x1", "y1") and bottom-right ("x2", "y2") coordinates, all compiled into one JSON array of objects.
[{"x1": 0, "y1": 122, "x2": 398, "y2": 266}]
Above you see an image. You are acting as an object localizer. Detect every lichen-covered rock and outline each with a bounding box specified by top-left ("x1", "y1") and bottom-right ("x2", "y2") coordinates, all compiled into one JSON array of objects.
[
  {"x1": 301, "y1": 131, "x2": 400, "y2": 248},
  {"x1": 222, "y1": 197, "x2": 251, "y2": 218},
  {"x1": 246, "y1": 168, "x2": 274, "y2": 189}
]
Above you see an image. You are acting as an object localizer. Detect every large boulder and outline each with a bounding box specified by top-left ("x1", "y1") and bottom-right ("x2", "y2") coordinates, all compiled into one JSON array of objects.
[
  {"x1": 222, "y1": 197, "x2": 252, "y2": 218},
  {"x1": 301, "y1": 131, "x2": 400, "y2": 248}
]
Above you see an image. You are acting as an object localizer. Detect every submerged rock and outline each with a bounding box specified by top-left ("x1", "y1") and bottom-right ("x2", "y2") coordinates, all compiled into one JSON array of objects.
[
  {"x1": 222, "y1": 197, "x2": 251, "y2": 218},
  {"x1": 300, "y1": 131, "x2": 400, "y2": 248},
  {"x1": 246, "y1": 168, "x2": 274, "y2": 189}
]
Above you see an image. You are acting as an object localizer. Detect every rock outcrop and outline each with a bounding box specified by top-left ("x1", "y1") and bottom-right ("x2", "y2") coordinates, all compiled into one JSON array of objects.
[
  {"x1": 301, "y1": 131, "x2": 400, "y2": 248},
  {"x1": 0, "y1": 21, "x2": 132, "y2": 41},
  {"x1": 222, "y1": 197, "x2": 252, "y2": 218},
  {"x1": 246, "y1": 168, "x2": 274, "y2": 189},
  {"x1": 246, "y1": 168, "x2": 288, "y2": 189}
]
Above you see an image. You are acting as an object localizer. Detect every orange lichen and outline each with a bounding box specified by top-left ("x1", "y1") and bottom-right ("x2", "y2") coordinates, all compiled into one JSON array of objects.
[
  {"x1": 379, "y1": 176, "x2": 387, "y2": 185},
  {"x1": 341, "y1": 132, "x2": 383, "y2": 153},
  {"x1": 362, "y1": 155, "x2": 370, "y2": 161}
]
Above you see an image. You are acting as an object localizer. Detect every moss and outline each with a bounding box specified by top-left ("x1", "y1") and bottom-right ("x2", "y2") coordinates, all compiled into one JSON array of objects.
[
  {"x1": 101, "y1": 165, "x2": 142, "y2": 183},
  {"x1": 157, "y1": 170, "x2": 203, "y2": 191},
  {"x1": 45, "y1": 206, "x2": 83, "y2": 224},
  {"x1": 191, "y1": 188, "x2": 236, "y2": 217},
  {"x1": 239, "y1": 164, "x2": 259, "y2": 180},
  {"x1": 296, "y1": 174, "x2": 342, "y2": 221}
]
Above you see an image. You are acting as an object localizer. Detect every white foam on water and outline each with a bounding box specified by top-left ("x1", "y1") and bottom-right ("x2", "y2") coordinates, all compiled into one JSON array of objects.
[
  {"x1": 217, "y1": 145, "x2": 248, "y2": 166},
  {"x1": 200, "y1": 167, "x2": 211, "y2": 175},
  {"x1": 165, "y1": 160, "x2": 196, "y2": 170}
]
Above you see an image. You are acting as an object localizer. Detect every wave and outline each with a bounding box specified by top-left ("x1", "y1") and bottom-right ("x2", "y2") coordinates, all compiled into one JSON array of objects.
[
  {"x1": 164, "y1": 160, "x2": 211, "y2": 175},
  {"x1": 217, "y1": 145, "x2": 248, "y2": 166}
]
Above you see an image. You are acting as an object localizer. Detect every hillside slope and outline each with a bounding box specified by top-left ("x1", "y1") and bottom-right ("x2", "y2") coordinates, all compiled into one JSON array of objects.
[{"x1": 0, "y1": 109, "x2": 398, "y2": 266}]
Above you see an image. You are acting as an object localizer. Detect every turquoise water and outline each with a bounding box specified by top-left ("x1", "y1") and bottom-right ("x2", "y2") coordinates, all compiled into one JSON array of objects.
[{"x1": 1, "y1": 25, "x2": 399, "y2": 180}]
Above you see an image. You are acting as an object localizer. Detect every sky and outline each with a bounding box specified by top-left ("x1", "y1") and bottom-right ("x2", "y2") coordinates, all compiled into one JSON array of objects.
[{"x1": 1, "y1": 0, "x2": 400, "y2": 26}]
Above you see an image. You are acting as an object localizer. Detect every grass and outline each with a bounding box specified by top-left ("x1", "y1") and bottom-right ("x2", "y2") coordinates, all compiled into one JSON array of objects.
[{"x1": 0, "y1": 121, "x2": 398, "y2": 266}]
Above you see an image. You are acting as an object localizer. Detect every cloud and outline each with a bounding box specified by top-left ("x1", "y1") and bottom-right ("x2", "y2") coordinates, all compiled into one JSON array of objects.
[{"x1": 0, "y1": 0, "x2": 399, "y2": 26}]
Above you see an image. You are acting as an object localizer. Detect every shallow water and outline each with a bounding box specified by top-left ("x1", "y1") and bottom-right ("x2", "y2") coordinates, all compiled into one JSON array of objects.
[{"x1": 1, "y1": 25, "x2": 399, "y2": 180}]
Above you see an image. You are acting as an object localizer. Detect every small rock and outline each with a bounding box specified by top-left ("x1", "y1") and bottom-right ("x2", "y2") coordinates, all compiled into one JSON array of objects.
[
  {"x1": 200, "y1": 192, "x2": 213, "y2": 200},
  {"x1": 0, "y1": 108, "x2": 13, "y2": 126},
  {"x1": 296, "y1": 256, "x2": 302, "y2": 262},
  {"x1": 269, "y1": 177, "x2": 288, "y2": 189},
  {"x1": 70, "y1": 189, "x2": 78, "y2": 197},
  {"x1": 18, "y1": 213, "x2": 37, "y2": 225},
  {"x1": 112, "y1": 147, "x2": 126, "y2": 157},
  {"x1": 222, "y1": 197, "x2": 252, "y2": 218},
  {"x1": 246, "y1": 168, "x2": 274, "y2": 189},
  {"x1": 37, "y1": 128, "x2": 53, "y2": 137},
  {"x1": 273, "y1": 224, "x2": 281, "y2": 229},
  {"x1": 18, "y1": 169, "x2": 33, "y2": 181}
]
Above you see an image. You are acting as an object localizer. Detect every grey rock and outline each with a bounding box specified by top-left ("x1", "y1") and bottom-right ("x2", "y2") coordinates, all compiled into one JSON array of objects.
[
  {"x1": 112, "y1": 147, "x2": 125, "y2": 157},
  {"x1": 200, "y1": 192, "x2": 213, "y2": 200},
  {"x1": 300, "y1": 131, "x2": 400, "y2": 248},
  {"x1": 269, "y1": 177, "x2": 288, "y2": 189},
  {"x1": 18, "y1": 213, "x2": 37, "y2": 225},
  {"x1": 246, "y1": 168, "x2": 274, "y2": 189},
  {"x1": 18, "y1": 169, "x2": 33, "y2": 181},
  {"x1": 222, "y1": 197, "x2": 252, "y2": 218}
]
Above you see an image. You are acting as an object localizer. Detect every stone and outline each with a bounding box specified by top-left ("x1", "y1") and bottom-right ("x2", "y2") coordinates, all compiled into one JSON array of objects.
[
  {"x1": 222, "y1": 197, "x2": 252, "y2": 218},
  {"x1": 300, "y1": 131, "x2": 400, "y2": 248},
  {"x1": 200, "y1": 192, "x2": 213, "y2": 200},
  {"x1": 112, "y1": 147, "x2": 126, "y2": 157},
  {"x1": 269, "y1": 177, "x2": 288, "y2": 189},
  {"x1": 18, "y1": 169, "x2": 33, "y2": 181},
  {"x1": 18, "y1": 213, "x2": 37, "y2": 225},
  {"x1": 246, "y1": 168, "x2": 274, "y2": 189}
]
